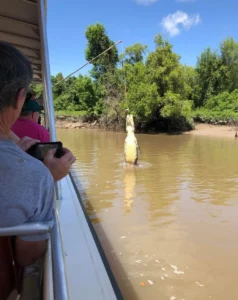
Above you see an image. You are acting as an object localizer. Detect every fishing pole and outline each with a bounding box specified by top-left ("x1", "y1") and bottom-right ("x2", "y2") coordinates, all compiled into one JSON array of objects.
[
  {"x1": 121, "y1": 42, "x2": 127, "y2": 102},
  {"x1": 54, "y1": 40, "x2": 123, "y2": 86}
]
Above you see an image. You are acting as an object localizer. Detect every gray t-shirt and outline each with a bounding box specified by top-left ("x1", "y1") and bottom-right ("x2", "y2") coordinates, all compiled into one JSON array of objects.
[{"x1": 0, "y1": 140, "x2": 54, "y2": 241}]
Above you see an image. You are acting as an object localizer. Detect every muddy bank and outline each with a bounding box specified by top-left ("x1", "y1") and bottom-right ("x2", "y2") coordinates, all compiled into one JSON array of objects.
[
  {"x1": 185, "y1": 123, "x2": 238, "y2": 138},
  {"x1": 55, "y1": 115, "x2": 99, "y2": 129},
  {"x1": 55, "y1": 115, "x2": 125, "y2": 131},
  {"x1": 55, "y1": 116, "x2": 238, "y2": 138}
]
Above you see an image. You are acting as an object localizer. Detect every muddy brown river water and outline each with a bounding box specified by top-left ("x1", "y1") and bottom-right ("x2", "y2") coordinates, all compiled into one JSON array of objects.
[{"x1": 57, "y1": 128, "x2": 238, "y2": 300}]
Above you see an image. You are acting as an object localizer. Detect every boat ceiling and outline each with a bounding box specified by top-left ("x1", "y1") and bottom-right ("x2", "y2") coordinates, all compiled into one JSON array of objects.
[{"x1": 0, "y1": 0, "x2": 46, "y2": 84}]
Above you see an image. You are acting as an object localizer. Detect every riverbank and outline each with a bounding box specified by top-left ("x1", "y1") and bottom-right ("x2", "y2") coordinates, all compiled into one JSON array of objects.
[
  {"x1": 185, "y1": 123, "x2": 238, "y2": 138},
  {"x1": 55, "y1": 116, "x2": 238, "y2": 138},
  {"x1": 56, "y1": 116, "x2": 99, "y2": 129}
]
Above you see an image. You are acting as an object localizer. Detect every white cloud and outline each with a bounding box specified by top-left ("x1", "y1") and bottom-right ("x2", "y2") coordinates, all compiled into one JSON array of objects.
[
  {"x1": 135, "y1": 0, "x2": 159, "y2": 6},
  {"x1": 161, "y1": 11, "x2": 200, "y2": 37}
]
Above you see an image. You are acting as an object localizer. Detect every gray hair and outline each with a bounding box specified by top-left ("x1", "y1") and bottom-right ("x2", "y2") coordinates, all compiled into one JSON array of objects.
[{"x1": 0, "y1": 42, "x2": 33, "y2": 111}]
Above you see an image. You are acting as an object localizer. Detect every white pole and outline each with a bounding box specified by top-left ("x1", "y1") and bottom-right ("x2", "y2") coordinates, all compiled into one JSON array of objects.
[
  {"x1": 38, "y1": 0, "x2": 57, "y2": 142},
  {"x1": 39, "y1": 8, "x2": 69, "y2": 300},
  {"x1": 38, "y1": 0, "x2": 62, "y2": 203}
]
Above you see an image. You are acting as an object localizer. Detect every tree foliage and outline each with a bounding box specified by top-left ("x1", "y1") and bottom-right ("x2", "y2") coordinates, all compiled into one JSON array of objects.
[
  {"x1": 85, "y1": 23, "x2": 119, "y2": 80},
  {"x1": 123, "y1": 43, "x2": 148, "y2": 65},
  {"x1": 219, "y1": 38, "x2": 238, "y2": 92},
  {"x1": 31, "y1": 23, "x2": 238, "y2": 131},
  {"x1": 195, "y1": 48, "x2": 222, "y2": 106}
]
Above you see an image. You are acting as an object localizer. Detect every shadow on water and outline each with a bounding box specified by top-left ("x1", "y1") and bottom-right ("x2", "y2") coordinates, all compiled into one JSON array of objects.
[{"x1": 70, "y1": 170, "x2": 140, "y2": 300}]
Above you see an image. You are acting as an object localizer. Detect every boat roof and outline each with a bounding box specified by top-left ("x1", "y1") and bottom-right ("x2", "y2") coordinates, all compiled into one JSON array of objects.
[{"x1": 0, "y1": 0, "x2": 46, "y2": 83}]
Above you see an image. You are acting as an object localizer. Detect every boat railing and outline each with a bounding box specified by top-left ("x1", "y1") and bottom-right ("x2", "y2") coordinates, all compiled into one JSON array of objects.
[{"x1": 0, "y1": 212, "x2": 69, "y2": 300}]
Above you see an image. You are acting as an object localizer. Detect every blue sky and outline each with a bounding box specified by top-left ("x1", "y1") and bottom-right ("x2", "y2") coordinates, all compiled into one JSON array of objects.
[{"x1": 47, "y1": 0, "x2": 237, "y2": 77}]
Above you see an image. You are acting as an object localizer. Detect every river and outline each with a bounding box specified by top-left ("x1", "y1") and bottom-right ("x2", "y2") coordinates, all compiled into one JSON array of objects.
[{"x1": 57, "y1": 128, "x2": 238, "y2": 300}]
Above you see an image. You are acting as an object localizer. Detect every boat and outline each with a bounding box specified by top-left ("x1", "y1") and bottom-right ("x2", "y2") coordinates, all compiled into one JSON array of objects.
[{"x1": 0, "y1": 1, "x2": 123, "y2": 299}]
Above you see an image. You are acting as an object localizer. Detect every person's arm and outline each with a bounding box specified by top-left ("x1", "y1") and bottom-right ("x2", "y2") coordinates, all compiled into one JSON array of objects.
[
  {"x1": 15, "y1": 170, "x2": 55, "y2": 266},
  {"x1": 15, "y1": 135, "x2": 75, "y2": 182},
  {"x1": 14, "y1": 145, "x2": 75, "y2": 265}
]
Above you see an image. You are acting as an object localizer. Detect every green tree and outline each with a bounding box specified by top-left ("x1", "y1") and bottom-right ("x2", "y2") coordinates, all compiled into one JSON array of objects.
[
  {"x1": 31, "y1": 23, "x2": 238, "y2": 131},
  {"x1": 51, "y1": 73, "x2": 66, "y2": 99},
  {"x1": 205, "y1": 89, "x2": 238, "y2": 112},
  {"x1": 29, "y1": 83, "x2": 43, "y2": 98},
  {"x1": 123, "y1": 43, "x2": 148, "y2": 65},
  {"x1": 146, "y1": 34, "x2": 185, "y2": 97},
  {"x1": 195, "y1": 48, "x2": 221, "y2": 106},
  {"x1": 182, "y1": 66, "x2": 198, "y2": 101},
  {"x1": 161, "y1": 92, "x2": 194, "y2": 130},
  {"x1": 127, "y1": 82, "x2": 160, "y2": 122},
  {"x1": 85, "y1": 23, "x2": 119, "y2": 80},
  {"x1": 219, "y1": 38, "x2": 238, "y2": 92},
  {"x1": 74, "y1": 76, "x2": 99, "y2": 113},
  {"x1": 123, "y1": 62, "x2": 160, "y2": 122},
  {"x1": 54, "y1": 75, "x2": 100, "y2": 114},
  {"x1": 101, "y1": 69, "x2": 125, "y2": 122}
]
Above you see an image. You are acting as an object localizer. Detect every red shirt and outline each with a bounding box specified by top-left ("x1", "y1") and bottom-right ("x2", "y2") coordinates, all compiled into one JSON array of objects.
[{"x1": 11, "y1": 118, "x2": 50, "y2": 142}]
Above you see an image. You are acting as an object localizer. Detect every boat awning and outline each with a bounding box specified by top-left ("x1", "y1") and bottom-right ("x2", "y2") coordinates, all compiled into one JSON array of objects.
[{"x1": 0, "y1": 0, "x2": 46, "y2": 83}]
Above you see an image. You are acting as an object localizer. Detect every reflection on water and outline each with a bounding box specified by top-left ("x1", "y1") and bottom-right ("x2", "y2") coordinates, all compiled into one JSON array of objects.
[
  {"x1": 58, "y1": 129, "x2": 238, "y2": 300},
  {"x1": 123, "y1": 165, "x2": 136, "y2": 215}
]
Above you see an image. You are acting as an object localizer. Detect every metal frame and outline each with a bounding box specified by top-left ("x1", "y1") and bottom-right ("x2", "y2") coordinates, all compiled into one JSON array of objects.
[
  {"x1": 51, "y1": 213, "x2": 69, "y2": 300},
  {"x1": 38, "y1": 0, "x2": 56, "y2": 142},
  {"x1": 38, "y1": 0, "x2": 62, "y2": 200},
  {"x1": 43, "y1": 238, "x2": 54, "y2": 300},
  {"x1": 0, "y1": 212, "x2": 69, "y2": 300},
  {"x1": 0, "y1": 223, "x2": 53, "y2": 236}
]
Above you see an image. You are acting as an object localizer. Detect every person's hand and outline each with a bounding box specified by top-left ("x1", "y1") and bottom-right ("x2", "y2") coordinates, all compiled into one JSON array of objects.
[
  {"x1": 43, "y1": 148, "x2": 76, "y2": 181},
  {"x1": 17, "y1": 136, "x2": 40, "y2": 152}
]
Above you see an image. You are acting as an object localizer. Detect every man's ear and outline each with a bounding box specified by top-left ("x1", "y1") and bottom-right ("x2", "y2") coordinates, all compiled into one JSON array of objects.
[{"x1": 15, "y1": 88, "x2": 26, "y2": 109}]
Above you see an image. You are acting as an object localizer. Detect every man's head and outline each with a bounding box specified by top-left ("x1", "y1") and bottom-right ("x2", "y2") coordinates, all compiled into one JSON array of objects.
[
  {"x1": 0, "y1": 42, "x2": 33, "y2": 128},
  {"x1": 21, "y1": 99, "x2": 43, "y2": 123},
  {"x1": 26, "y1": 90, "x2": 36, "y2": 101}
]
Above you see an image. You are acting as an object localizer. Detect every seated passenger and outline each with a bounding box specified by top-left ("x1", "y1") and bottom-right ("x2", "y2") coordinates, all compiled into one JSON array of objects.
[
  {"x1": 26, "y1": 90, "x2": 36, "y2": 101},
  {"x1": 11, "y1": 99, "x2": 50, "y2": 142},
  {"x1": 0, "y1": 41, "x2": 75, "y2": 282}
]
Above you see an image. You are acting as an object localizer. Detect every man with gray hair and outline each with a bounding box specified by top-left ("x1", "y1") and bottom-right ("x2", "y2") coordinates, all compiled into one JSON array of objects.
[{"x1": 0, "y1": 41, "x2": 75, "y2": 273}]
